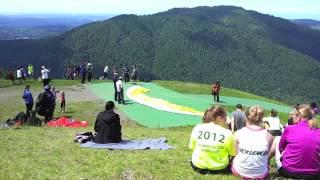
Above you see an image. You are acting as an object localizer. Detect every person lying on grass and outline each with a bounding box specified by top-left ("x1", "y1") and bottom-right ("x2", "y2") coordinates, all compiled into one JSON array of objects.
[
  {"x1": 189, "y1": 106, "x2": 236, "y2": 174},
  {"x1": 94, "y1": 101, "x2": 122, "y2": 144}
]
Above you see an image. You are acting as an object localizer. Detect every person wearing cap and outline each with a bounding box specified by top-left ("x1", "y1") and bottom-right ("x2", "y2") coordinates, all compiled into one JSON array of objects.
[
  {"x1": 116, "y1": 76, "x2": 125, "y2": 104},
  {"x1": 211, "y1": 81, "x2": 221, "y2": 103},
  {"x1": 41, "y1": 66, "x2": 50, "y2": 86},
  {"x1": 35, "y1": 85, "x2": 55, "y2": 123},
  {"x1": 230, "y1": 104, "x2": 246, "y2": 133}
]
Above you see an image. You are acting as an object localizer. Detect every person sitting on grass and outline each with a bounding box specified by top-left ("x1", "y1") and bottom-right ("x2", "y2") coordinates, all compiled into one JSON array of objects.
[
  {"x1": 278, "y1": 104, "x2": 320, "y2": 179},
  {"x1": 268, "y1": 107, "x2": 318, "y2": 173},
  {"x1": 189, "y1": 106, "x2": 236, "y2": 174},
  {"x1": 94, "y1": 101, "x2": 122, "y2": 144},
  {"x1": 232, "y1": 105, "x2": 274, "y2": 179},
  {"x1": 263, "y1": 109, "x2": 283, "y2": 136}
]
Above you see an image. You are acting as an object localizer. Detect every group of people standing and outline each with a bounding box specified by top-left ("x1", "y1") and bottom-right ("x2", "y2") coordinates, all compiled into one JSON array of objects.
[
  {"x1": 65, "y1": 62, "x2": 93, "y2": 84},
  {"x1": 103, "y1": 64, "x2": 138, "y2": 83},
  {"x1": 110, "y1": 64, "x2": 138, "y2": 105},
  {"x1": 7, "y1": 64, "x2": 34, "y2": 85},
  {"x1": 22, "y1": 84, "x2": 66, "y2": 124},
  {"x1": 189, "y1": 103, "x2": 320, "y2": 179}
]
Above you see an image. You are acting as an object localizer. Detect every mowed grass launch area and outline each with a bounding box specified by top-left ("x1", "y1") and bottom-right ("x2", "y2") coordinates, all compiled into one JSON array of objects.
[{"x1": 0, "y1": 79, "x2": 292, "y2": 179}]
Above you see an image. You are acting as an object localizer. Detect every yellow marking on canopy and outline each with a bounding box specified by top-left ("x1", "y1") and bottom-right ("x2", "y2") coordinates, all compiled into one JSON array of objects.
[{"x1": 126, "y1": 86, "x2": 203, "y2": 116}]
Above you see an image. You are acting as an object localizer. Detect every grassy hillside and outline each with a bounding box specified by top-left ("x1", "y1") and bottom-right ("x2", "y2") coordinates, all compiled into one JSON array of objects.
[
  {"x1": 1, "y1": 6, "x2": 320, "y2": 104},
  {"x1": 0, "y1": 79, "x2": 299, "y2": 179}
]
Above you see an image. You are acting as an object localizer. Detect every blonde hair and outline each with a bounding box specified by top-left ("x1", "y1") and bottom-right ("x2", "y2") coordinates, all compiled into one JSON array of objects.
[
  {"x1": 247, "y1": 105, "x2": 264, "y2": 125},
  {"x1": 296, "y1": 104, "x2": 314, "y2": 120},
  {"x1": 202, "y1": 106, "x2": 227, "y2": 123},
  {"x1": 309, "y1": 118, "x2": 320, "y2": 129}
]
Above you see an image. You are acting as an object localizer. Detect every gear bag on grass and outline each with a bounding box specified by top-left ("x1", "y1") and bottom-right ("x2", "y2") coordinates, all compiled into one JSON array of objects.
[{"x1": 35, "y1": 92, "x2": 50, "y2": 116}]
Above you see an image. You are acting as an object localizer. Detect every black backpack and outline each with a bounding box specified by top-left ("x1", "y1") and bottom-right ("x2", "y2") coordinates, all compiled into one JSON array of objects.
[
  {"x1": 27, "y1": 110, "x2": 42, "y2": 126},
  {"x1": 12, "y1": 112, "x2": 28, "y2": 124},
  {"x1": 35, "y1": 92, "x2": 49, "y2": 116}
]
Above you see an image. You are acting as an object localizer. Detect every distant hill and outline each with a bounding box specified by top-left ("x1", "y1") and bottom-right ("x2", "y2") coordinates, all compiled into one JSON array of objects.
[
  {"x1": 291, "y1": 19, "x2": 320, "y2": 30},
  {"x1": 0, "y1": 6, "x2": 320, "y2": 104},
  {"x1": 0, "y1": 14, "x2": 113, "y2": 40}
]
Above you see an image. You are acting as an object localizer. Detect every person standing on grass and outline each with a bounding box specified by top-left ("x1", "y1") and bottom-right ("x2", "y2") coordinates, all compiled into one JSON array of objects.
[
  {"x1": 230, "y1": 104, "x2": 246, "y2": 133},
  {"x1": 41, "y1": 66, "x2": 50, "y2": 87},
  {"x1": 131, "y1": 65, "x2": 138, "y2": 84},
  {"x1": 87, "y1": 62, "x2": 93, "y2": 83},
  {"x1": 20, "y1": 65, "x2": 26, "y2": 82},
  {"x1": 189, "y1": 106, "x2": 236, "y2": 174},
  {"x1": 103, "y1": 65, "x2": 109, "y2": 79},
  {"x1": 94, "y1": 101, "x2": 122, "y2": 143},
  {"x1": 112, "y1": 69, "x2": 119, "y2": 101},
  {"x1": 16, "y1": 66, "x2": 23, "y2": 84},
  {"x1": 22, "y1": 85, "x2": 33, "y2": 118},
  {"x1": 123, "y1": 64, "x2": 130, "y2": 83},
  {"x1": 80, "y1": 62, "x2": 86, "y2": 84},
  {"x1": 60, "y1": 91, "x2": 65, "y2": 113},
  {"x1": 232, "y1": 105, "x2": 274, "y2": 179},
  {"x1": 8, "y1": 69, "x2": 15, "y2": 85},
  {"x1": 42, "y1": 85, "x2": 55, "y2": 123},
  {"x1": 116, "y1": 77, "x2": 125, "y2": 104},
  {"x1": 66, "y1": 65, "x2": 73, "y2": 80},
  {"x1": 27, "y1": 64, "x2": 33, "y2": 79},
  {"x1": 212, "y1": 81, "x2": 221, "y2": 103}
]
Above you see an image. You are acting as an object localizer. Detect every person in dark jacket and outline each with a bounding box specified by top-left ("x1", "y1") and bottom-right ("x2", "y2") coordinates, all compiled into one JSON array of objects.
[
  {"x1": 36, "y1": 85, "x2": 55, "y2": 123},
  {"x1": 80, "y1": 63, "x2": 86, "y2": 84},
  {"x1": 22, "y1": 85, "x2": 33, "y2": 118},
  {"x1": 112, "y1": 69, "x2": 119, "y2": 101},
  {"x1": 94, "y1": 101, "x2": 122, "y2": 143}
]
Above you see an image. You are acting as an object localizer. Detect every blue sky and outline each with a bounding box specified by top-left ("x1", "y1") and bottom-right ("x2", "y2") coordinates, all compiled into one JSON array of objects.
[{"x1": 1, "y1": 0, "x2": 319, "y2": 20}]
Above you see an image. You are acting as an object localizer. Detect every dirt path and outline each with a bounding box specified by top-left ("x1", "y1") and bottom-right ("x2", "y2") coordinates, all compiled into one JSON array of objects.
[{"x1": 0, "y1": 84, "x2": 130, "y2": 122}]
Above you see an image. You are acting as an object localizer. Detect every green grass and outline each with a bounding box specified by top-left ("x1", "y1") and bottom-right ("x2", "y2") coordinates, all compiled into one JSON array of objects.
[
  {"x1": 0, "y1": 79, "x2": 293, "y2": 179},
  {"x1": 155, "y1": 80, "x2": 289, "y2": 106}
]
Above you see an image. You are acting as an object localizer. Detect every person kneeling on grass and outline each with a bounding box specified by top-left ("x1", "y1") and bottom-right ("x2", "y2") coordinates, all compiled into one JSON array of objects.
[
  {"x1": 189, "y1": 106, "x2": 236, "y2": 174},
  {"x1": 94, "y1": 101, "x2": 122, "y2": 144}
]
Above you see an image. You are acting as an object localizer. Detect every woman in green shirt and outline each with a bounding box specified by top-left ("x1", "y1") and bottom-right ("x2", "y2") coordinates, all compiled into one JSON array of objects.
[{"x1": 189, "y1": 106, "x2": 236, "y2": 174}]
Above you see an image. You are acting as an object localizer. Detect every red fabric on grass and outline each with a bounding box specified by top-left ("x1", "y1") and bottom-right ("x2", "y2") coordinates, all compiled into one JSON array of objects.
[{"x1": 47, "y1": 116, "x2": 88, "y2": 128}]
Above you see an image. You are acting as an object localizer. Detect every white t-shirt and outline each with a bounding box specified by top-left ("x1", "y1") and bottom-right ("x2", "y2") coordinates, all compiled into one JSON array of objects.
[
  {"x1": 104, "y1": 66, "x2": 109, "y2": 73},
  {"x1": 41, "y1": 69, "x2": 49, "y2": 79},
  {"x1": 263, "y1": 116, "x2": 282, "y2": 131},
  {"x1": 16, "y1": 69, "x2": 22, "y2": 78},
  {"x1": 232, "y1": 126, "x2": 270, "y2": 178},
  {"x1": 116, "y1": 80, "x2": 123, "y2": 92}
]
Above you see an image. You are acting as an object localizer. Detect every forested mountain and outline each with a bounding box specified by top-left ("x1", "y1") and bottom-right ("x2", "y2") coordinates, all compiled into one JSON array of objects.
[
  {"x1": 291, "y1": 19, "x2": 320, "y2": 30},
  {"x1": 1, "y1": 6, "x2": 320, "y2": 104}
]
